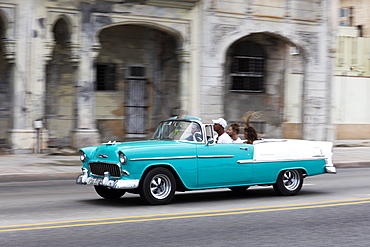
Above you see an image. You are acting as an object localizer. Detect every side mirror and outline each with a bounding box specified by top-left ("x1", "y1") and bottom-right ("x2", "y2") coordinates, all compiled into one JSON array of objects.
[{"x1": 207, "y1": 137, "x2": 215, "y2": 146}]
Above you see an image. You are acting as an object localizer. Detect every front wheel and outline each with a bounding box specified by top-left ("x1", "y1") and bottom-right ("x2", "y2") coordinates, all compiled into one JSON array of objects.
[
  {"x1": 139, "y1": 167, "x2": 176, "y2": 205},
  {"x1": 94, "y1": 185, "x2": 126, "y2": 199},
  {"x1": 273, "y1": 169, "x2": 303, "y2": 196}
]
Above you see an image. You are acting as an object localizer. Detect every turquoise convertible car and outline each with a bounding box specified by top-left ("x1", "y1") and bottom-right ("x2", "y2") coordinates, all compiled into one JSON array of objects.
[{"x1": 76, "y1": 117, "x2": 336, "y2": 205}]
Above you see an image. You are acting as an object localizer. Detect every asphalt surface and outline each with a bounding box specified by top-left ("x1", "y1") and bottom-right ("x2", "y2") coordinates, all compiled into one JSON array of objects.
[{"x1": 0, "y1": 145, "x2": 369, "y2": 182}]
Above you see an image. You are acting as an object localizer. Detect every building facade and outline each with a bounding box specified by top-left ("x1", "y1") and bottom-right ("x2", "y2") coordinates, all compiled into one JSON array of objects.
[
  {"x1": 339, "y1": 0, "x2": 370, "y2": 37},
  {"x1": 333, "y1": 0, "x2": 370, "y2": 140},
  {"x1": 0, "y1": 0, "x2": 337, "y2": 153}
]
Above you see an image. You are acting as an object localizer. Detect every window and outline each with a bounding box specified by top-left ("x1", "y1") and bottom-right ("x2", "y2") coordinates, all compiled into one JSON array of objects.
[
  {"x1": 340, "y1": 8, "x2": 348, "y2": 18},
  {"x1": 339, "y1": 7, "x2": 353, "y2": 27},
  {"x1": 230, "y1": 41, "x2": 265, "y2": 92},
  {"x1": 96, "y1": 64, "x2": 116, "y2": 91},
  {"x1": 128, "y1": 66, "x2": 146, "y2": 78}
]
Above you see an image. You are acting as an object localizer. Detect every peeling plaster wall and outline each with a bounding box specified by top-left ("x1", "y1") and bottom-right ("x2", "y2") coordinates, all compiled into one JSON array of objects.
[
  {"x1": 0, "y1": 45, "x2": 11, "y2": 145},
  {"x1": 0, "y1": 0, "x2": 338, "y2": 152},
  {"x1": 0, "y1": 0, "x2": 191, "y2": 151},
  {"x1": 224, "y1": 35, "x2": 289, "y2": 138},
  {"x1": 0, "y1": 9, "x2": 12, "y2": 147},
  {"x1": 283, "y1": 52, "x2": 304, "y2": 139},
  {"x1": 96, "y1": 25, "x2": 179, "y2": 141},
  {"x1": 45, "y1": 45, "x2": 76, "y2": 147},
  {"x1": 201, "y1": 0, "x2": 333, "y2": 141}
]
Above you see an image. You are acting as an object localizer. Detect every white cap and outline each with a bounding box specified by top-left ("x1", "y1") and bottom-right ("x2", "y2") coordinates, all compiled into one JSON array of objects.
[{"x1": 212, "y1": 118, "x2": 227, "y2": 128}]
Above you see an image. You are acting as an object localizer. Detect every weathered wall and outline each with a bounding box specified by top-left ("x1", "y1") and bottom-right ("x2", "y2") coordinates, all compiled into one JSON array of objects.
[
  {"x1": 283, "y1": 73, "x2": 304, "y2": 139},
  {"x1": 0, "y1": 10, "x2": 10, "y2": 145},
  {"x1": 283, "y1": 44, "x2": 305, "y2": 139},
  {"x1": 224, "y1": 34, "x2": 289, "y2": 138},
  {"x1": 200, "y1": 0, "x2": 333, "y2": 141},
  {"x1": 95, "y1": 25, "x2": 179, "y2": 141},
  {"x1": 0, "y1": 0, "x2": 341, "y2": 152},
  {"x1": 0, "y1": 44, "x2": 11, "y2": 146},
  {"x1": 45, "y1": 45, "x2": 76, "y2": 147}
]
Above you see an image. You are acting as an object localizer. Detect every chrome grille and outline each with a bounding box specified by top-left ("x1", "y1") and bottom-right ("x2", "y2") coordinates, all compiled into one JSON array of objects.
[{"x1": 89, "y1": 162, "x2": 121, "y2": 177}]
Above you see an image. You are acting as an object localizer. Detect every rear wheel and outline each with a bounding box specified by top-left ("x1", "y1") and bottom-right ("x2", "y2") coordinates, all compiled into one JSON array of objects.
[
  {"x1": 94, "y1": 185, "x2": 126, "y2": 199},
  {"x1": 273, "y1": 169, "x2": 303, "y2": 196},
  {"x1": 139, "y1": 167, "x2": 176, "y2": 205}
]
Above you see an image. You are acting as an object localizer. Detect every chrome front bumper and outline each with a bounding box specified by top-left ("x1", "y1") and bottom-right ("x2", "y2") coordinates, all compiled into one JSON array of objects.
[
  {"x1": 76, "y1": 168, "x2": 139, "y2": 189},
  {"x1": 325, "y1": 165, "x2": 336, "y2": 174}
]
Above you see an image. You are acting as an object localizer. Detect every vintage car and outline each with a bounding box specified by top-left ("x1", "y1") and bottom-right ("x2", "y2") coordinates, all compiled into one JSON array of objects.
[{"x1": 76, "y1": 116, "x2": 336, "y2": 205}]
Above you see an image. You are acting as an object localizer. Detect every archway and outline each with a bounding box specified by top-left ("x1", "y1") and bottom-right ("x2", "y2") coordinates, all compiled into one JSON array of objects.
[
  {"x1": 95, "y1": 24, "x2": 180, "y2": 141},
  {"x1": 224, "y1": 33, "x2": 305, "y2": 139},
  {"x1": 45, "y1": 17, "x2": 76, "y2": 147}
]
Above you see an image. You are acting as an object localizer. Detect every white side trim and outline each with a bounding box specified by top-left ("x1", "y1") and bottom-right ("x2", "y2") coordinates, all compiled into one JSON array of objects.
[{"x1": 237, "y1": 157, "x2": 327, "y2": 164}]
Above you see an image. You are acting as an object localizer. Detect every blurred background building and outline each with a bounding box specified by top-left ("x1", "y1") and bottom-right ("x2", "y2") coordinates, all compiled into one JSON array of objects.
[
  {"x1": 1, "y1": 0, "x2": 366, "y2": 153},
  {"x1": 334, "y1": 0, "x2": 370, "y2": 140}
]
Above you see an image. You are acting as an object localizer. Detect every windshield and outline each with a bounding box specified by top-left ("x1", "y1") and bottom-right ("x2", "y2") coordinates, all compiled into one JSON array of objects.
[{"x1": 151, "y1": 120, "x2": 203, "y2": 142}]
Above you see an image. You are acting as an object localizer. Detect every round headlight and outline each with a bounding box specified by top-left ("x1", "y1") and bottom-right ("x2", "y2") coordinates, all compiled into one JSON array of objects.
[
  {"x1": 80, "y1": 151, "x2": 87, "y2": 162},
  {"x1": 119, "y1": 152, "x2": 126, "y2": 164}
]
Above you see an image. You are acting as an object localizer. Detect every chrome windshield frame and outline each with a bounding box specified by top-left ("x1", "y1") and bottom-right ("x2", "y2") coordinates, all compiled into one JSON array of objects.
[{"x1": 151, "y1": 119, "x2": 206, "y2": 143}]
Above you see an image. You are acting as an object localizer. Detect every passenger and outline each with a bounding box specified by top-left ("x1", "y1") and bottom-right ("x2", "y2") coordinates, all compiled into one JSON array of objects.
[
  {"x1": 244, "y1": 126, "x2": 258, "y2": 144},
  {"x1": 227, "y1": 123, "x2": 243, "y2": 143},
  {"x1": 243, "y1": 111, "x2": 259, "y2": 144},
  {"x1": 186, "y1": 123, "x2": 203, "y2": 142},
  {"x1": 212, "y1": 118, "x2": 232, "y2": 143}
]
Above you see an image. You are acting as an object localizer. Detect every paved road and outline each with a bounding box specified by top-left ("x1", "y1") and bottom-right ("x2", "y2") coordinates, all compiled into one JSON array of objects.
[{"x1": 1, "y1": 168, "x2": 369, "y2": 246}]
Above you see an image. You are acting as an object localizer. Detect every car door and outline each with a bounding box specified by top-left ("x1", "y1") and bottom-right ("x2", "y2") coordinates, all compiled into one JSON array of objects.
[{"x1": 196, "y1": 142, "x2": 254, "y2": 187}]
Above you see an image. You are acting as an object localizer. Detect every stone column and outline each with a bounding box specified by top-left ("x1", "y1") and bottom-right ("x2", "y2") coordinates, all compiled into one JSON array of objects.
[
  {"x1": 8, "y1": 3, "x2": 57, "y2": 153},
  {"x1": 301, "y1": 35, "x2": 332, "y2": 141},
  {"x1": 71, "y1": 38, "x2": 101, "y2": 149},
  {"x1": 300, "y1": 1, "x2": 334, "y2": 141},
  {"x1": 176, "y1": 49, "x2": 191, "y2": 117},
  {"x1": 7, "y1": 3, "x2": 35, "y2": 153},
  {"x1": 7, "y1": 48, "x2": 36, "y2": 153}
]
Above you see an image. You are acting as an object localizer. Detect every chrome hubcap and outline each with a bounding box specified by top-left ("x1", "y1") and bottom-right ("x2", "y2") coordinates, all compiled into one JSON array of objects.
[
  {"x1": 282, "y1": 170, "x2": 300, "y2": 191},
  {"x1": 150, "y1": 174, "x2": 172, "y2": 199}
]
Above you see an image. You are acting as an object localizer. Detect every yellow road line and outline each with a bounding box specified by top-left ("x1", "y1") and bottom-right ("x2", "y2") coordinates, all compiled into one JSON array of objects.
[
  {"x1": 1, "y1": 197, "x2": 370, "y2": 232},
  {"x1": 2, "y1": 197, "x2": 369, "y2": 228}
]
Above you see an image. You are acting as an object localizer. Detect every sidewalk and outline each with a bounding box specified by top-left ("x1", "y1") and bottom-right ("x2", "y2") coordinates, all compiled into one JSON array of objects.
[
  {"x1": 0, "y1": 146, "x2": 369, "y2": 182},
  {"x1": 0, "y1": 153, "x2": 81, "y2": 182}
]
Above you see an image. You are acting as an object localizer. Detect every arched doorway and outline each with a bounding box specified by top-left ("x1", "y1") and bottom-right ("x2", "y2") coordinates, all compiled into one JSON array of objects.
[
  {"x1": 45, "y1": 17, "x2": 76, "y2": 147},
  {"x1": 95, "y1": 24, "x2": 180, "y2": 141},
  {"x1": 0, "y1": 12, "x2": 11, "y2": 148},
  {"x1": 224, "y1": 33, "x2": 304, "y2": 139}
]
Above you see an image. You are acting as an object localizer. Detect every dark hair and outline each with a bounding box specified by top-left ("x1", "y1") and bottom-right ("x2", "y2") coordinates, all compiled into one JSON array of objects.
[
  {"x1": 244, "y1": 126, "x2": 258, "y2": 144},
  {"x1": 230, "y1": 123, "x2": 240, "y2": 134},
  {"x1": 243, "y1": 111, "x2": 260, "y2": 144}
]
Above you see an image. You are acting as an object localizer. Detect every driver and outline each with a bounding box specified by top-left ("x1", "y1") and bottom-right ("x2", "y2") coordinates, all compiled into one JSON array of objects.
[{"x1": 186, "y1": 123, "x2": 203, "y2": 142}]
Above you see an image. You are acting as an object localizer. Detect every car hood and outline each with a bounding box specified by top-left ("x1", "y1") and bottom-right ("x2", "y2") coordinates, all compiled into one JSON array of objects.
[{"x1": 85, "y1": 140, "x2": 197, "y2": 163}]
